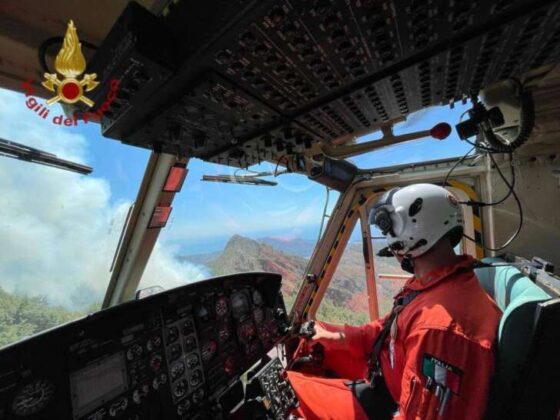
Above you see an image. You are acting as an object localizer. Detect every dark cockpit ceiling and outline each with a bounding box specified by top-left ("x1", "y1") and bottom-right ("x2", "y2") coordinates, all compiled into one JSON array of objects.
[{"x1": 3, "y1": 0, "x2": 560, "y2": 168}]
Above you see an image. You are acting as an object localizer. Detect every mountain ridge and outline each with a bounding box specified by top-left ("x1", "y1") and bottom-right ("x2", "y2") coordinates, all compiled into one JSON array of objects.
[{"x1": 181, "y1": 234, "x2": 408, "y2": 319}]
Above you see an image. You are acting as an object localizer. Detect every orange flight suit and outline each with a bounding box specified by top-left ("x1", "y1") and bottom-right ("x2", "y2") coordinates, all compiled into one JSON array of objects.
[{"x1": 288, "y1": 255, "x2": 501, "y2": 419}]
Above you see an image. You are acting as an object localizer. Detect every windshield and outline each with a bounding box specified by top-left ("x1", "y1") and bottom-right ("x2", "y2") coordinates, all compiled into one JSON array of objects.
[
  {"x1": 138, "y1": 102, "x2": 471, "y2": 315},
  {"x1": 138, "y1": 160, "x2": 340, "y2": 311},
  {"x1": 1, "y1": 83, "x2": 469, "y2": 349},
  {"x1": 0, "y1": 87, "x2": 149, "y2": 348}
]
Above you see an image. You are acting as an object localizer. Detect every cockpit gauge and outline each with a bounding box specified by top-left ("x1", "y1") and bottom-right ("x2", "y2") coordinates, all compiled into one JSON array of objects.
[
  {"x1": 166, "y1": 326, "x2": 179, "y2": 344},
  {"x1": 173, "y1": 379, "x2": 188, "y2": 399},
  {"x1": 253, "y1": 307, "x2": 265, "y2": 324},
  {"x1": 238, "y1": 319, "x2": 257, "y2": 342},
  {"x1": 215, "y1": 296, "x2": 229, "y2": 318},
  {"x1": 169, "y1": 343, "x2": 182, "y2": 362},
  {"x1": 189, "y1": 370, "x2": 203, "y2": 388},
  {"x1": 186, "y1": 353, "x2": 200, "y2": 369},
  {"x1": 184, "y1": 334, "x2": 196, "y2": 351},
  {"x1": 201, "y1": 340, "x2": 218, "y2": 363},
  {"x1": 146, "y1": 335, "x2": 162, "y2": 352},
  {"x1": 127, "y1": 343, "x2": 144, "y2": 361},
  {"x1": 11, "y1": 379, "x2": 54, "y2": 416},
  {"x1": 231, "y1": 292, "x2": 250, "y2": 319},
  {"x1": 252, "y1": 289, "x2": 264, "y2": 306},
  {"x1": 224, "y1": 355, "x2": 236, "y2": 376},
  {"x1": 170, "y1": 361, "x2": 185, "y2": 380},
  {"x1": 217, "y1": 323, "x2": 231, "y2": 343},
  {"x1": 150, "y1": 354, "x2": 163, "y2": 372},
  {"x1": 181, "y1": 319, "x2": 194, "y2": 335},
  {"x1": 192, "y1": 387, "x2": 205, "y2": 403}
]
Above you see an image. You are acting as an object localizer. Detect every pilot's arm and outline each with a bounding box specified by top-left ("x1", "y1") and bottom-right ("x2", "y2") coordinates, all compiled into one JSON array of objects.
[
  {"x1": 312, "y1": 319, "x2": 386, "y2": 355},
  {"x1": 309, "y1": 320, "x2": 386, "y2": 378}
]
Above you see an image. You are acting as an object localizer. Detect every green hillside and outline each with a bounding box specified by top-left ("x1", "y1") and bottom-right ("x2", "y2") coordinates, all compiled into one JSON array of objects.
[{"x1": 0, "y1": 287, "x2": 85, "y2": 348}]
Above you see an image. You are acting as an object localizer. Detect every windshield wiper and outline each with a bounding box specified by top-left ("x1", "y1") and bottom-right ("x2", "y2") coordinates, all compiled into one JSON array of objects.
[
  {"x1": 201, "y1": 171, "x2": 277, "y2": 186},
  {"x1": 0, "y1": 137, "x2": 92, "y2": 175}
]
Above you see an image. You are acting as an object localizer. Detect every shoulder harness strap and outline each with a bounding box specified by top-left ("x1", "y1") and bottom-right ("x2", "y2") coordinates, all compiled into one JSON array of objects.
[{"x1": 368, "y1": 290, "x2": 422, "y2": 382}]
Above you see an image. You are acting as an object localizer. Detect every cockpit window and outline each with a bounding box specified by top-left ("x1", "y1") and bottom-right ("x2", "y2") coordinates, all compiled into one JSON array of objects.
[
  {"x1": 316, "y1": 222, "x2": 370, "y2": 325},
  {"x1": 0, "y1": 88, "x2": 149, "y2": 348},
  {"x1": 137, "y1": 159, "x2": 340, "y2": 312},
  {"x1": 0, "y1": 87, "x2": 472, "y2": 349}
]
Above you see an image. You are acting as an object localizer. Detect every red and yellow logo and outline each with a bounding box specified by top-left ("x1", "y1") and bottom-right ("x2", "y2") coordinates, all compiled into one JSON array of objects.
[{"x1": 41, "y1": 20, "x2": 99, "y2": 106}]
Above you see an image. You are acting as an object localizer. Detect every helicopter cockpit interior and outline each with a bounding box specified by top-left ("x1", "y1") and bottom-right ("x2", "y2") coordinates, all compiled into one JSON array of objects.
[{"x1": 1, "y1": 0, "x2": 560, "y2": 419}]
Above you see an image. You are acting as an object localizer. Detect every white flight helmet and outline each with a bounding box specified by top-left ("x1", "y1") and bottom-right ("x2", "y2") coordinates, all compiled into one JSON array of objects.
[{"x1": 369, "y1": 183, "x2": 464, "y2": 259}]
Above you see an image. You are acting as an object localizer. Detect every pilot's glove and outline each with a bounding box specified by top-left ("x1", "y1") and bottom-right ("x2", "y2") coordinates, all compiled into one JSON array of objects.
[{"x1": 310, "y1": 322, "x2": 345, "y2": 344}]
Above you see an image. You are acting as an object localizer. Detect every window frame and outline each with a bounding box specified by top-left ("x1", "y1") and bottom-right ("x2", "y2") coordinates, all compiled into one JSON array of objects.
[{"x1": 302, "y1": 180, "x2": 480, "y2": 324}]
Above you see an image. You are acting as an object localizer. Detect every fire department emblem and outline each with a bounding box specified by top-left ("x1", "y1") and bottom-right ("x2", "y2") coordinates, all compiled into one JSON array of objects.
[{"x1": 42, "y1": 20, "x2": 99, "y2": 107}]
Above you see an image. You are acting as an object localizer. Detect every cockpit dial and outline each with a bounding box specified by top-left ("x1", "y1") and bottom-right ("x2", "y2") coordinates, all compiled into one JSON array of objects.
[
  {"x1": 258, "y1": 325, "x2": 272, "y2": 342},
  {"x1": 181, "y1": 319, "x2": 194, "y2": 335},
  {"x1": 201, "y1": 340, "x2": 218, "y2": 363},
  {"x1": 238, "y1": 319, "x2": 257, "y2": 342},
  {"x1": 166, "y1": 326, "x2": 179, "y2": 344},
  {"x1": 173, "y1": 379, "x2": 188, "y2": 399},
  {"x1": 11, "y1": 379, "x2": 54, "y2": 416},
  {"x1": 169, "y1": 343, "x2": 182, "y2": 362},
  {"x1": 253, "y1": 307, "x2": 265, "y2": 324},
  {"x1": 146, "y1": 335, "x2": 162, "y2": 352},
  {"x1": 231, "y1": 292, "x2": 250, "y2": 319},
  {"x1": 170, "y1": 361, "x2": 185, "y2": 380},
  {"x1": 217, "y1": 323, "x2": 231, "y2": 343},
  {"x1": 252, "y1": 289, "x2": 264, "y2": 306},
  {"x1": 215, "y1": 296, "x2": 229, "y2": 318}
]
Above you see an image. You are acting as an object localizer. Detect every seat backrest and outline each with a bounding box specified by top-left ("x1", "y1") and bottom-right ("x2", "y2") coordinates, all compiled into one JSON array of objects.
[{"x1": 474, "y1": 258, "x2": 558, "y2": 419}]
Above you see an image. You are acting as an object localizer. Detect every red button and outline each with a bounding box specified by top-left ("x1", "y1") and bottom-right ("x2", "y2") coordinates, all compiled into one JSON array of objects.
[{"x1": 430, "y1": 122, "x2": 452, "y2": 140}]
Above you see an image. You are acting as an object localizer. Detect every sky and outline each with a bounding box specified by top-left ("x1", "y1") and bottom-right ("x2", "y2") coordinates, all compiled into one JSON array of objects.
[{"x1": 0, "y1": 86, "x2": 471, "y2": 307}]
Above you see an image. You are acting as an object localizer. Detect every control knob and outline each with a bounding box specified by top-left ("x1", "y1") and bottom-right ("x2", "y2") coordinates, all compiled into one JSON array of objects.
[
  {"x1": 132, "y1": 389, "x2": 142, "y2": 405},
  {"x1": 146, "y1": 335, "x2": 162, "y2": 351},
  {"x1": 189, "y1": 370, "x2": 202, "y2": 387},
  {"x1": 151, "y1": 374, "x2": 166, "y2": 391},
  {"x1": 166, "y1": 326, "x2": 179, "y2": 344},
  {"x1": 192, "y1": 388, "x2": 205, "y2": 404},
  {"x1": 171, "y1": 361, "x2": 185, "y2": 380},
  {"x1": 126, "y1": 343, "x2": 143, "y2": 361},
  {"x1": 150, "y1": 354, "x2": 163, "y2": 372},
  {"x1": 173, "y1": 379, "x2": 188, "y2": 399},
  {"x1": 181, "y1": 320, "x2": 193, "y2": 335},
  {"x1": 177, "y1": 398, "x2": 191, "y2": 416},
  {"x1": 109, "y1": 397, "x2": 128, "y2": 417},
  {"x1": 184, "y1": 335, "x2": 196, "y2": 350},
  {"x1": 186, "y1": 353, "x2": 199, "y2": 369}
]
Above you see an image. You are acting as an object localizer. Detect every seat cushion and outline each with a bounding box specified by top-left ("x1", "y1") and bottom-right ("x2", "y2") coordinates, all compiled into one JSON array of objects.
[{"x1": 475, "y1": 257, "x2": 550, "y2": 338}]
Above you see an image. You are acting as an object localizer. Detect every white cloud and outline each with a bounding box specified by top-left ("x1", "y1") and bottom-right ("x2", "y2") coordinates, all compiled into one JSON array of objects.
[{"x1": 0, "y1": 89, "x2": 208, "y2": 309}]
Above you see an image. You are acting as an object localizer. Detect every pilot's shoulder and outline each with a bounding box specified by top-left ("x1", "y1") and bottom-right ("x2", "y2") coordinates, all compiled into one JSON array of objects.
[{"x1": 404, "y1": 282, "x2": 500, "y2": 348}]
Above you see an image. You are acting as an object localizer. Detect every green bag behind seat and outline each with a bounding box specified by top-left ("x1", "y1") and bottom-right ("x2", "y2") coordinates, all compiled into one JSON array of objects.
[{"x1": 474, "y1": 258, "x2": 551, "y2": 419}]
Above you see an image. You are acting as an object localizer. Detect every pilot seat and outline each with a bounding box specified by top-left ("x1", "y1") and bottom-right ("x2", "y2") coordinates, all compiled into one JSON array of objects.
[{"x1": 474, "y1": 258, "x2": 560, "y2": 420}]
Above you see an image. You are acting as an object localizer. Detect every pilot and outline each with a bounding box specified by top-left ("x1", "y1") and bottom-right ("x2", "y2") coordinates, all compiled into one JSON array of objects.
[{"x1": 287, "y1": 183, "x2": 501, "y2": 419}]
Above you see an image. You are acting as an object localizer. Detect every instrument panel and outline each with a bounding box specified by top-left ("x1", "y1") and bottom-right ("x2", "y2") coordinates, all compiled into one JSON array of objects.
[{"x1": 0, "y1": 272, "x2": 287, "y2": 420}]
